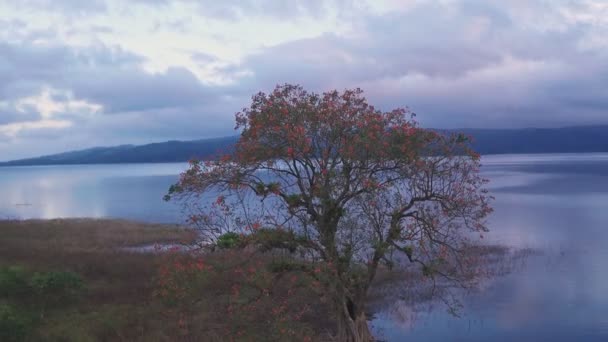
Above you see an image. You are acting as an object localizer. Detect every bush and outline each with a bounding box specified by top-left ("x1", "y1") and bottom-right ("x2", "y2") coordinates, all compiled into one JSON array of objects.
[
  {"x1": 0, "y1": 266, "x2": 29, "y2": 298},
  {"x1": 249, "y1": 228, "x2": 307, "y2": 253},
  {"x1": 268, "y1": 259, "x2": 308, "y2": 273},
  {"x1": 216, "y1": 232, "x2": 242, "y2": 249},
  {"x1": 30, "y1": 271, "x2": 84, "y2": 303},
  {"x1": 0, "y1": 304, "x2": 31, "y2": 342}
]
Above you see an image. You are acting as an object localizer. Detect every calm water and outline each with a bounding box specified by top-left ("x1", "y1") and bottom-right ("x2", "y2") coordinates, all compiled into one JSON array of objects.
[
  {"x1": 373, "y1": 154, "x2": 608, "y2": 341},
  {"x1": 0, "y1": 163, "x2": 187, "y2": 223},
  {"x1": 1, "y1": 154, "x2": 608, "y2": 340}
]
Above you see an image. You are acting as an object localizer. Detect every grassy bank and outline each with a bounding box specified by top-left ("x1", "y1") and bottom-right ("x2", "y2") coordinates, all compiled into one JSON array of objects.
[
  {"x1": 0, "y1": 219, "x2": 332, "y2": 341},
  {"x1": 0, "y1": 219, "x2": 525, "y2": 341}
]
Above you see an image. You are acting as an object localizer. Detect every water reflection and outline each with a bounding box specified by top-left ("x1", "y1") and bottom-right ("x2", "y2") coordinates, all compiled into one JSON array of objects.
[
  {"x1": 0, "y1": 163, "x2": 187, "y2": 223},
  {"x1": 372, "y1": 154, "x2": 608, "y2": 341}
]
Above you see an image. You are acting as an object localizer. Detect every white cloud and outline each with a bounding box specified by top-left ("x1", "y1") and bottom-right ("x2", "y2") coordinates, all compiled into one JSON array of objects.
[
  {"x1": 16, "y1": 88, "x2": 102, "y2": 119},
  {"x1": 0, "y1": 119, "x2": 72, "y2": 139}
]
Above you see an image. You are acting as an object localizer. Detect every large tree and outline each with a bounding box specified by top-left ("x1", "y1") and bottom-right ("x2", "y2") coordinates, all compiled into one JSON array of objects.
[{"x1": 167, "y1": 84, "x2": 492, "y2": 341}]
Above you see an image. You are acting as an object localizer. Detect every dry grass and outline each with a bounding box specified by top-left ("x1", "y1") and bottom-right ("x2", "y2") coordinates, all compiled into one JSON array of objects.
[
  {"x1": 0, "y1": 218, "x2": 196, "y2": 251},
  {"x1": 0, "y1": 219, "x2": 197, "y2": 304},
  {"x1": 0, "y1": 219, "x2": 330, "y2": 341}
]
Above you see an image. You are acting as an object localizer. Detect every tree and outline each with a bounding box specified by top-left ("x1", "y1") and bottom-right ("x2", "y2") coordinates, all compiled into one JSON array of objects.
[{"x1": 166, "y1": 84, "x2": 492, "y2": 341}]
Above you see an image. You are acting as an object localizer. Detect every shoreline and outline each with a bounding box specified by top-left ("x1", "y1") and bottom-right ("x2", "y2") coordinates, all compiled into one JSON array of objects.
[{"x1": 2, "y1": 151, "x2": 608, "y2": 169}]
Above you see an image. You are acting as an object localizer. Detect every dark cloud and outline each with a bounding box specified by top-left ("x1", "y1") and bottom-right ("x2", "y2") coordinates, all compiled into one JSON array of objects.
[
  {"x1": 0, "y1": 40, "x2": 217, "y2": 114},
  {"x1": 0, "y1": 42, "x2": 139, "y2": 101},
  {"x1": 70, "y1": 67, "x2": 215, "y2": 113},
  {"x1": 0, "y1": 36, "x2": 235, "y2": 161},
  {"x1": 221, "y1": 1, "x2": 608, "y2": 128},
  {"x1": 0, "y1": 106, "x2": 40, "y2": 125}
]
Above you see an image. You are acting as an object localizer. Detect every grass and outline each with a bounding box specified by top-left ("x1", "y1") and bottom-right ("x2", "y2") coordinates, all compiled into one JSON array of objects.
[
  {"x1": 0, "y1": 219, "x2": 331, "y2": 341},
  {"x1": 0, "y1": 219, "x2": 523, "y2": 341},
  {"x1": 0, "y1": 219, "x2": 196, "y2": 305}
]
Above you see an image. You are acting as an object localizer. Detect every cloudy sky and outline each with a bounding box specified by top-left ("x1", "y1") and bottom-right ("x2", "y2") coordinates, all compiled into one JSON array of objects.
[{"x1": 1, "y1": 0, "x2": 607, "y2": 160}]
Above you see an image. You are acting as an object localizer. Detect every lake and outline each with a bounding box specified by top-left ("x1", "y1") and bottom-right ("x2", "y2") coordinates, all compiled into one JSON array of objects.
[
  {"x1": 1, "y1": 154, "x2": 608, "y2": 341},
  {"x1": 0, "y1": 163, "x2": 186, "y2": 223}
]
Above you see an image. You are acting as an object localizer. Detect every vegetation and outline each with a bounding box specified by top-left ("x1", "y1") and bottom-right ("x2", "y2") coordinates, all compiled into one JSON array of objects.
[
  {"x1": 0, "y1": 219, "x2": 335, "y2": 341},
  {"x1": 0, "y1": 266, "x2": 83, "y2": 341},
  {"x1": 0, "y1": 303, "x2": 30, "y2": 342},
  {"x1": 0, "y1": 221, "x2": 514, "y2": 341},
  {"x1": 216, "y1": 231, "x2": 242, "y2": 249},
  {"x1": 167, "y1": 84, "x2": 493, "y2": 341},
  {"x1": 0, "y1": 219, "x2": 195, "y2": 341}
]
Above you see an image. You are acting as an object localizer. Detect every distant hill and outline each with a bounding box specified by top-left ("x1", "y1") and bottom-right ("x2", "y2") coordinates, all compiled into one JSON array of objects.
[
  {"x1": 461, "y1": 125, "x2": 608, "y2": 155},
  {"x1": 0, "y1": 136, "x2": 238, "y2": 166},
  {"x1": 1, "y1": 126, "x2": 608, "y2": 166}
]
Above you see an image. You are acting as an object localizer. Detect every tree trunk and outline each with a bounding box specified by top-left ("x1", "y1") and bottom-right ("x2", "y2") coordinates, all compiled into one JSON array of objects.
[{"x1": 336, "y1": 299, "x2": 374, "y2": 342}]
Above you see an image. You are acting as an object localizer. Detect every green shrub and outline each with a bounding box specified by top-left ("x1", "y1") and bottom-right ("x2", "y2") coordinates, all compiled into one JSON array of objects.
[
  {"x1": 216, "y1": 232, "x2": 242, "y2": 249},
  {"x1": 30, "y1": 271, "x2": 83, "y2": 299},
  {"x1": 0, "y1": 303, "x2": 31, "y2": 342},
  {"x1": 0, "y1": 266, "x2": 29, "y2": 298},
  {"x1": 249, "y1": 228, "x2": 307, "y2": 253}
]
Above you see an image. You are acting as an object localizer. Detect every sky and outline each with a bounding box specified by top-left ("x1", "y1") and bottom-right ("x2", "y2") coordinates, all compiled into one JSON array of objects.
[{"x1": 1, "y1": 0, "x2": 607, "y2": 160}]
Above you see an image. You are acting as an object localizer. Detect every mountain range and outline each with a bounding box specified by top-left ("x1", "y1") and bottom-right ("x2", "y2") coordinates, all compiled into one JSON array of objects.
[{"x1": 2, "y1": 126, "x2": 608, "y2": 166}]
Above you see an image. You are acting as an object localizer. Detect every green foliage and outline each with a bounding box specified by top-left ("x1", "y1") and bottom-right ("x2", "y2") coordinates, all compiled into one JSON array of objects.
[
  {"x1": 249, "y1": 228, "x2": 308, "y2": 253},
  {"x1": 164, "y1": 183, "x2": 184, "y2": 201},
  {"x1": 285, "y1": 194, "x2": 302, "y2": 208},
  {"x1": 0, "y1": 266, "x2": 84, "y2": 340},
  {"x1": 254, "y1": 182, "x2": 266, "y2": 195},
  {"x1": 455, "y1": 133, "x2": 469, "y2": 143},
  {"x1": 0, "y1": 304, "x2": 31, "y2": 342},
  {"x1": 30, "y1": 271, "x2": 84, "y2": 303},
  {"x1": 0, "y1": 266, "x2": 29, "y2": 298},
  {"x1": 216, "y1": 232, "x2": 242, "y2": 249},
  {"x1": 254, "y1": 182, "x2": 282, "y2": 197},
  {"x1": 0, "y1": 266, "x2": 84, "y2": 305}
]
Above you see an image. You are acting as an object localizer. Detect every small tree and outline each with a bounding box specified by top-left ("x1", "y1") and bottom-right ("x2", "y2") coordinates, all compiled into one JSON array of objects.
[{"x1": 167, "y1": 84, "x2": 492, "y2": 341}]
